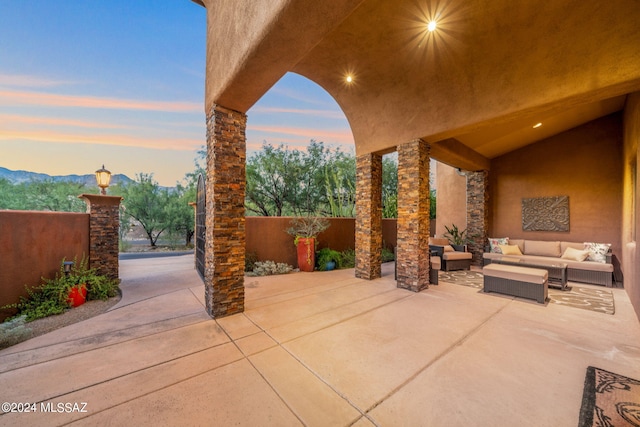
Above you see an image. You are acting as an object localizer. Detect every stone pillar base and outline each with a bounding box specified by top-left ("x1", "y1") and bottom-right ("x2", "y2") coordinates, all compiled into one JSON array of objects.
[
  {"x1": 396, "y1": 140, "x2": 430, "y2": 292},
  {"x1": 466, "y1": 171, "x2": 489, "y2": 267},
  {"x1": 355, "y1": 152, "x2": 383, "y2": 280},
  {"x1": 79, "y1": 194, "x2": 122, "y2": 280},
  {"x1": 205, "y1": 104, "x2": 246, "y2": 318}
]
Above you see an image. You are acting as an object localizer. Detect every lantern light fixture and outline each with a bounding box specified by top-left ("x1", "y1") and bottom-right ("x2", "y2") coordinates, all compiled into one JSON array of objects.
[{"x1": 95, "y1": 164, "x2": 112, "y2": 195}]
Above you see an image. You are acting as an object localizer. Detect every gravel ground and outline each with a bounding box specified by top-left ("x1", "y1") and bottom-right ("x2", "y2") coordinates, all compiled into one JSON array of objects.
[{"x1": 0, "y1": 296, "x2": 121, "y2": 350}]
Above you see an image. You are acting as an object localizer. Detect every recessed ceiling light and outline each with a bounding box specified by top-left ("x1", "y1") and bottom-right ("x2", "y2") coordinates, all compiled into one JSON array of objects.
[
  {"x1": 346, "y1": 75, "x2": 353, "y2": 83},
  {"x1": 427, "y1": 21, "x2": 437, "y2": 32},
  {"x1": 533, "y1": 122, "x2": 542, "y2": 128}
]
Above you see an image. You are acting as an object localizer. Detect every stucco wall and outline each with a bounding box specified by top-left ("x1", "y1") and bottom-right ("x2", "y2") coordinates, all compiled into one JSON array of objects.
[
  {"x1": 0, "y1": 211, "x2": 90, "y2": 319},
  {"x1": 489, "y1": 113, "x2": 623, "y2": 262},
  {"x1": 435, "y1": 162, "x2": 467, "y2": 238},
  {"x1": 623, "y1": 93, "x2": 640, "y2": 320},
  {"x1": 246, "y1": 217, "x2": 398, "y2": 267}
]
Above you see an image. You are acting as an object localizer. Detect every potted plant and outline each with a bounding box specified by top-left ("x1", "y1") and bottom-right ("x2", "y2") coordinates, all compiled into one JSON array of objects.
[
  {"x1": 286, "y1": 217, "x2": 330, "y2": 272},
  {"x1": 316, "y1": 248, "x2": 342, "y2": 271},
  {"x1": 443, "y1": 224, "x2": 469, "y2": 251}
]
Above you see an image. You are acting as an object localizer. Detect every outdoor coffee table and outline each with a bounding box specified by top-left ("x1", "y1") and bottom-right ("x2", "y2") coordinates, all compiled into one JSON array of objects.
[{"x1": 492, "y1": 257, "x2": 568, "y2": 290}]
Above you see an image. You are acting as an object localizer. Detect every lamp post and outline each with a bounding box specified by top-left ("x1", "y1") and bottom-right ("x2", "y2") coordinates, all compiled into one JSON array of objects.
[{"x1": 95, "y1": 164, "x2": 112, "y2": 195}]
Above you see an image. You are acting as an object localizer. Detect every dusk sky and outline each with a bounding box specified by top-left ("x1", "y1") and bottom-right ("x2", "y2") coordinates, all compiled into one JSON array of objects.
[{"x1": 0, "y1": 1, "x2": 354, "y2": 186}]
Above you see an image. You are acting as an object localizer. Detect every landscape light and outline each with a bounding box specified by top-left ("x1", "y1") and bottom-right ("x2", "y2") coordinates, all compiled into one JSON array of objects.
[{"x1": 63, "y1": 261, "x2": 74, "y2": 277}]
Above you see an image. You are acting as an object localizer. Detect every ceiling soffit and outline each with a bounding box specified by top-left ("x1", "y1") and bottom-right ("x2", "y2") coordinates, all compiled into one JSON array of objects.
[{"x1": 290, "y1": 0, "x2": 640, "y2": 160}]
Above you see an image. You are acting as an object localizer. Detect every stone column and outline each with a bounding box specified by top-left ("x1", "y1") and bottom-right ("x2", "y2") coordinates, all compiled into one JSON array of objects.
[
  {"x1": 79, "y1": 194, "x2": 122, "y2": 280},
  {"x1": 396, "y1": 140, "x2": 430, "y2": 292},
  {"x1": 466, "y1": 170, "x2": 489, "y2": 266},
  {"x1": 205, "y1": 104, "x2": 246, "y2": 318},
  {"x1": 355, "y1": 152, "x2": 383, "y2": 280}
]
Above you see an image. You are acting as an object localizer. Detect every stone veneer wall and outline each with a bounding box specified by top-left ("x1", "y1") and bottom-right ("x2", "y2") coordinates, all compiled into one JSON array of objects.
[
  {"x1": 396, "y1": 140, "x2": 430, "y2": 292},
  {"x1": 79, "y1": 194, "x2": 122, "y2": 280},
  {"x1": 355, "y1": 153, "x2": 382, "y2": 280},
  {"x1": 466, "y1": 171, "x2": 489, "y2": 266},
  {"x1": 205, "y1": 105, "x2": 246, "y2": 318}
]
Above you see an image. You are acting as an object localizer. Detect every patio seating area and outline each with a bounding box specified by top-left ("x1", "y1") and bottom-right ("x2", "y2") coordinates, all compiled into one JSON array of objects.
[{"x1": 1, "y1": 254, "x2": 639, "y2": 426}]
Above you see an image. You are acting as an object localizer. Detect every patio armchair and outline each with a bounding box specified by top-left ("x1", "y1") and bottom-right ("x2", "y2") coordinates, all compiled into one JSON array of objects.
[{"x1": 428, "y1": 237, "x2": 472, "y2": 271}]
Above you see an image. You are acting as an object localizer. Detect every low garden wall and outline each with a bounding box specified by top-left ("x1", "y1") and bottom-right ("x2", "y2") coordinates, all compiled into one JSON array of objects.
[
  {"x1": 0, "y1": 210, "x2": 90, "y2": 320},
  {"x1": 246, "y1": 217, "x2": 400, "y2": 267}
]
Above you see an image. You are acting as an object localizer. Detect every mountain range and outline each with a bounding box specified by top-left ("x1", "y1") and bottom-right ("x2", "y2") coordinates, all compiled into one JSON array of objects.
[{"x1": 0, "y1": 166, "x2": 133, "y2": 187}]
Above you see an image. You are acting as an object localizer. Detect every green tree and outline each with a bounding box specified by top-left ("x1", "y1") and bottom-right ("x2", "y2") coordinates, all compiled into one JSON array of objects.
[
  {"x1": 245, "y1": 143, "x2": 292, "y2": 216},
  {"x1": 382, "y1": 156, "x2": 398, "y2": 218},
  {"x1": 0, "y1": 179, "x2": 94, "y2": 212},
  {"x1": 166, "y1": 181, "x2": 196, "y2": 245},
  {"x1": 323, "y1": 149, "x2": 355, "y2": 217},
  {"x1": 120, "y1": 173, "x2": 170, "y2": 246}
]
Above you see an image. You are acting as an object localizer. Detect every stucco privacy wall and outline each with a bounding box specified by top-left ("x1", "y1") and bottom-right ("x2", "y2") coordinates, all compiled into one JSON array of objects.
[
  {"x1": 623, "y1": 92, "x2": 640, "y2": 320},
  {"x1": 489, "y1": 113, "x2": 623, "y2": 261},
  {"x1": 246, "y1": 217, "x2": 398, "y2": 268},
  {"x1": 0, "y1": 211, "x2": 89, "y2": 320}
]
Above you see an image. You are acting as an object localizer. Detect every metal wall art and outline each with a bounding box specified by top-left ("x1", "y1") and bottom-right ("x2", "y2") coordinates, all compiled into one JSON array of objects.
[{"x1": 522, "y1": 196, "x2": 569, "y2": 232}]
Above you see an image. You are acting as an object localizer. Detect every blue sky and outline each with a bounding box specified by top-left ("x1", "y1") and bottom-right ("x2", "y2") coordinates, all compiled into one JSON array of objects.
[{"x1": 0, "y1": 1, "x2": 353, "y2": 186}]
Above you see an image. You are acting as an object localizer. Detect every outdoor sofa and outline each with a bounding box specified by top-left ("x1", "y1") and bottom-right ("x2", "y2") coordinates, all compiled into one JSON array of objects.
[{"x1": 483, "y1": 238, "x2": 614, "y2": 287}]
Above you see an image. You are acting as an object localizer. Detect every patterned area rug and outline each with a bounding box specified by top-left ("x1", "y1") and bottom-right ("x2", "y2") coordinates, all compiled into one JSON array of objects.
[
  {"x1": 439, "y1": 270, "x2": 615, "y2": 315},
  {"x1": 579, "y1": 366, "x2": 640, "y2": 426}
]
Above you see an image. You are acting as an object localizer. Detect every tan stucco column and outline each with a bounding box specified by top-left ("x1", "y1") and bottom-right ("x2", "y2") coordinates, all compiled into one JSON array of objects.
[
  {"x1": 396, "y1": 139, "x2": 430, "y2": 292},
  {"x1": 466, "y1": 170, "x2": 489, "y2": 266},
  {"x1": 355, "y1": 152, "x2": 383, "y2": 280},
  {"x1": 205, "y1": 104, "x2": 246, "y2": 318}
]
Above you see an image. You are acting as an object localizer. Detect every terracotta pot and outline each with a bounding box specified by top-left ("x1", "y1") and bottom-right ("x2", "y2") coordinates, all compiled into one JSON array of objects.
[
  {"x1": 67, "y1": 284, "x2": 87, "y2": 307},
  {"x1": 296, "y1": 238, "x2": 316, "y2": 272}
]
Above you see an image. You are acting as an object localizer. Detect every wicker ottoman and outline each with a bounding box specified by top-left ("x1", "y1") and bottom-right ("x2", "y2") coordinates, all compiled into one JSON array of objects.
[{"x1": 483, "y1": 263, "x2": 548, "y2": 304}]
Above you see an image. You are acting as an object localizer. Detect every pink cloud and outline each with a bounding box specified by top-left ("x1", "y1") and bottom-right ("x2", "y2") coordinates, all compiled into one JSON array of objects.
[
  {"x1": 0, "y1": 113, "x2": 132, "y2": 130},
  {"x1": 0, "y1": 89, "x2": 201, "y2": 113},
  {"x1": 0, "y1": 129, "x2": 201, "y2": 151},
  {"x1": 248, "y1": 125, "x2": 354, "y2": 145},
  {"x1": 0, "y1": 74, "x2": 79, "y2": 88}
]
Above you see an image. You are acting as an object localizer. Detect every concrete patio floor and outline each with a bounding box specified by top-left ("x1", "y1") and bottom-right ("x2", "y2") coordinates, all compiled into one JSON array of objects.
[{"x1": 1, "y1": 254, "x2": 639, "y2": 426}]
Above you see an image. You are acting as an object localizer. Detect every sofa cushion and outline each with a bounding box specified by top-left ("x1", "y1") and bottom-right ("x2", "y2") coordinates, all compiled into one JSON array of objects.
[
  {"x1": 561, "y1": 247, "x2": 590, "y2": 262},
  {"x1": 443, "y1": 251, "x2": 472, "y2": 261},
  {"x1": 499, "y1": 244, "x2": 522, "y2": 255},
  {"x1": 429, "y1": 237, "x2": 450, "y2": 246},
  {"x1": 524, "y1": 240, "x2": 561, "y2": 257},
  {"x1": 509, "y1": 239, "x2": 525, "y2": 253},
  {"x1": 561, "y1": 241, "x2": 585, "y2": 254},
  {"x1": 488, "y1": 237, "x2": 509, "y2": 253},
  {"x1": 584, "y1": 242, "x2": 611, "y2": 263},
  {"x1": 443, "y1": 245, "x2": 455, "y2": 252},
  {"x1": 483, "y1": 263, "x2": 548, "y2": 285},
  {"x1": 484, "y1": 253, "x2": 613, "y2": 273}
]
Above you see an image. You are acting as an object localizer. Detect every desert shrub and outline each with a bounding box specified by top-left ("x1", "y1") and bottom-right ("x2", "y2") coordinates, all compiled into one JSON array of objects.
[
  {"x1": 247, "y1": 261, "x2": 293, "y2": 276},
  {"x1": 245, "y1": 251, "x2": 259, "y2": 272},
  {"x1": 340, "y1": 249, "x2": 356, "y2": 268},
  {"x1": 382, "y1": 247, "x2": 395, "y2": 263},
  {"x1": 1, "y1": 257, "x2": 119, "y2": 322},
  {"x1": 0, "y1": 316, "x2": 33, "y2": 350}
]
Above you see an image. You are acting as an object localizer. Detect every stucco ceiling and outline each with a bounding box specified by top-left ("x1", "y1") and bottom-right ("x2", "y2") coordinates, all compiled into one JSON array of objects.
[{"x1": 200, "y1": 0, "x2": 640, "y2": 170}]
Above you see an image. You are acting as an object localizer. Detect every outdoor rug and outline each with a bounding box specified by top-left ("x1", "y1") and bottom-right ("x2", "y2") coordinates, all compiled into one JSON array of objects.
[
  {"x1": 578, "y1": 366, "x2": 640, "y2": 427},
  {"x1": 438, "y1": 270, "x2": 615, "y2": 315}
]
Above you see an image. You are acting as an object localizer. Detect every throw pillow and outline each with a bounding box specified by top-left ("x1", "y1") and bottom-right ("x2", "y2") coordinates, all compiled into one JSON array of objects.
[
  {"x1": 499, "y1": 244, "x2": 522, "y2": 256},
  {"x1": 443, "y1": 245, "x2": 455, "y2": 252},
  {"x1": 488, "y1": 237, "x2": 509, "y2": 253},
  {"x1": 561, "y1": 247, "x2": 590, "y2": 262},
  {"x1": 584, "y1": 242, "x2": 611, "y2": 263}
]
